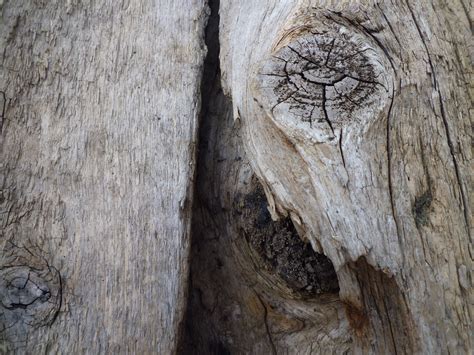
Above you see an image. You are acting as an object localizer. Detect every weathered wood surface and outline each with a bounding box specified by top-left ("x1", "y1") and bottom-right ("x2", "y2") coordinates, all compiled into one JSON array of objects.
[
  {"x1": 0, "y1": 1, "x2": 207, "y2": 353},
  {"x1": 181, "y1": 36, "x2": 352, "y2": 353},
  {"x1": 213, "y1": 0, "x2": 472, "y2": 353},
  {"x1": 1, "y1": 0, "x2": 472, "y2": 353}
]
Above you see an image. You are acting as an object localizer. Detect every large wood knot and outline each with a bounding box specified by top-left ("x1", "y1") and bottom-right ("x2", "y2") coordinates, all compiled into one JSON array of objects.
[
  {"x1": 255, "y1": 20, "x2": 393, "y2": 142},
  {"x1": 0, "y1": 242, "x2": 62, "y2": 344}
]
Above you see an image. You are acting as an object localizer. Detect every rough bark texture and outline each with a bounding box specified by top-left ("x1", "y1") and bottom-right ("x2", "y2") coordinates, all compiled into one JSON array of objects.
[
  {"x1": 1, "y1": 0, "x2": 472, "y2": 354},
  {"x1": 181, "y1": 17, "x2": 350, "y2": 350},
  {"x1": 0, "y1": 1, "x2": 207, "y2": 353},
  {"x1": 214, "y1": 0, "x2": 472, "y2": 353}
]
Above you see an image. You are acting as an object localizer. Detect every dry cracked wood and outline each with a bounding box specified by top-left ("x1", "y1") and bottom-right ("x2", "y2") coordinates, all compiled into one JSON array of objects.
[
  {"x1": 218, "y1": 0, "x2": 472, "y2": 353},
  {"x1": 0, "y1": 0, "x2": 472, "y2": 353},
  {"x1": 0, "y1": 0, "x2": 207, "y2": 352},
  {"x1": 181, "y1": 44, "x2": 352, "y2": 353}
]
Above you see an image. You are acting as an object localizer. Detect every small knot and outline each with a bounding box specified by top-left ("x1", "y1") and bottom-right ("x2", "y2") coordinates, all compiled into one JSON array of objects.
[{"x1": 0, "y1": 242, "x2": 62, "y2": 346}]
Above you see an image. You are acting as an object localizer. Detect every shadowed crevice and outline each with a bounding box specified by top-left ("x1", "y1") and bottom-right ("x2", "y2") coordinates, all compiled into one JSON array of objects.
[
  {"x1": 178, "y1": 1, "x2": 341, "y2": 352},
  {"x1": 177, "y1": 0, "x2": 221, "y2": 352}
]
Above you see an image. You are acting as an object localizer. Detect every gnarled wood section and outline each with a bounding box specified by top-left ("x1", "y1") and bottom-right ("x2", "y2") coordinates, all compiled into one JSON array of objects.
[
  {"x1": 181, "y1": 64, "x2": 351, "y2": 354},
  {"x1": 220, "y1": 1, "x2": 472, "y2": 353},
  {"x1": 0, "y1": 1, "x2": 207, "y2": 352},
  {"x1": 257, "y1": 18, "x2": 392, "y2": 142}
]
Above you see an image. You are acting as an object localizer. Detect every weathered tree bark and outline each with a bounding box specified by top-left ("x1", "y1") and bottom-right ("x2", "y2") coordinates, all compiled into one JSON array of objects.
[
  {"x1": 220, "y1": 0, "x2": 472, "y2": 352},
  {"x1": 1, "y1": 0, "x2": 472, "y2": 354},
  {"x1": 0, "y1": 1, "x2": 207, "y2": 353},
  {"x1": 184, "y1": 0, "x2": 472, "y2": 354}
]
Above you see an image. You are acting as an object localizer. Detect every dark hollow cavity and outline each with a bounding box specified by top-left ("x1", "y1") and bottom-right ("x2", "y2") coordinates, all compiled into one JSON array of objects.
[{"x1": 234, "y1": 179, "x2": 339, "y2": 297}]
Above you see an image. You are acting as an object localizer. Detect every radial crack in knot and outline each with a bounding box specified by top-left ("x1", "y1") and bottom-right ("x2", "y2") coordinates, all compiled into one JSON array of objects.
[
  {"x1": 255, "y1": 22, "x2": 392, "y2": 143},
  {"x1": 0, "y1": 242, "x2": 62, "y2": 346}
]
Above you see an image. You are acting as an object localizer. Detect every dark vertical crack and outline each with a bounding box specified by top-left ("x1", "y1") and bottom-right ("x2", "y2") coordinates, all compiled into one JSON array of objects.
[
  {"x1": 405, "y1": 1, "x2": 437, "y2": 88},
  {"x1": 351, "y1": 257, "x2": 418, "y2": 354},
  {"x1": 324, "y1": 38, "x2": 336, "y2": 65},
  {"x1": 177, "y1": 0, "x2": 220, "y2": 352},
  {"x1": 178, "y1": 4, "x2": 342, "y2": 353},
  {"x1": 406, "y1": 0, "x2": 471, "y2": 239},
  {"x1": 321, "y1": 85, "x2": 334, "y2": 134},
  {"x1": 0, "y1": 91, "x2": 7, "y2": 134},
  {"x1": 339, "y1": 127, "x2": 346, "y2": 168},
  {"x1": 255, "y1": 292, "x2": 277, "y2": 355},
  {"x1": 386, "y1": 79, "x2": 403, "y2": 256}
]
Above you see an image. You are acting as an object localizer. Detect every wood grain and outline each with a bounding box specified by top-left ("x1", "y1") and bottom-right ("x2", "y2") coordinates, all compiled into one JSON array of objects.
[
  {"x1": 0, "y1": 1, "x2": 207, "y2": 352},
  {"x1": 219, "y1": 0, "x2": 472, "y2": 352}
]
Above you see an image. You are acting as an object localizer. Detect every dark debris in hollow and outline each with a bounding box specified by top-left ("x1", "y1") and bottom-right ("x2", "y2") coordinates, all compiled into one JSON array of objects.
[{"x1": 234, "y1": 177, "x2": 339, "y2": 297}]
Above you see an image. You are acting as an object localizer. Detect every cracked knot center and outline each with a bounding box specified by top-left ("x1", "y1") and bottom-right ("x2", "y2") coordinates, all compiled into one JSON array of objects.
[{"x1": 256, "y1": 24, "x2": 392, "y2": 141}]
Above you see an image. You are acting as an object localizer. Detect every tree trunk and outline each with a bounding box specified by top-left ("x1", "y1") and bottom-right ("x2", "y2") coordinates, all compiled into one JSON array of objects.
[
  {"x1": 1, "y1": 0, "x2": 472, "y2": 354},
  {"x1": 0, "y1": 1, "x2": 207, "y2": 353},
  {"x1": 184, "y1": 0, "x2": 472, "y2": 354}
]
